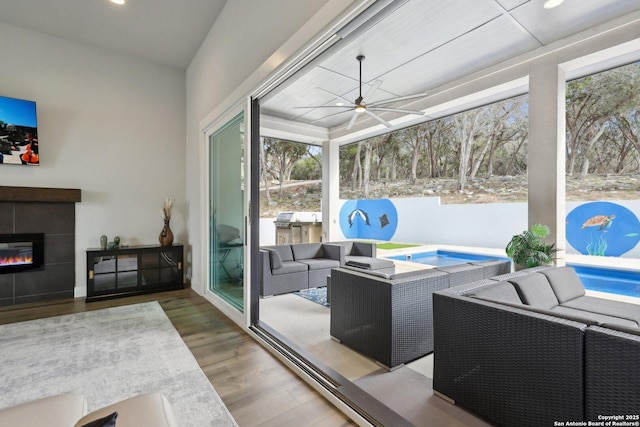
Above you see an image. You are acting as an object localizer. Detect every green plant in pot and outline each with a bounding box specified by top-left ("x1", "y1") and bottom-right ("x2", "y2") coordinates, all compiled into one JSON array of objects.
[{"x1": 505, "y1": 223, "x2": 558, "y2": 270}]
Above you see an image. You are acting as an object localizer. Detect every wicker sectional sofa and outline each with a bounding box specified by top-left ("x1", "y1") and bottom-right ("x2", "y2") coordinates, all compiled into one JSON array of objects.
[
  {"x1": 259, "y1": 242, "x2": 343, "y2": 296},
  {"x1": 433, "y1": 266, "x2": 640, "y2": 426},
  {"x1": 329, "y1": 259, "x2": 511, "y2": 369},
  {"x1": 259, "y1": 241, "x2": 384, "y2": 297}
]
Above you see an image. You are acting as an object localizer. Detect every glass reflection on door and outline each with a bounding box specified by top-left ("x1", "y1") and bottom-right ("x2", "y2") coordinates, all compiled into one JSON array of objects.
[{"x1": 209, "y1": 113, "x2": 244, "y2": 311}]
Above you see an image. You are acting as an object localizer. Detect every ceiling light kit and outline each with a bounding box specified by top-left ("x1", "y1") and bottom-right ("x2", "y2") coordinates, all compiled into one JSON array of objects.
[
  {"x1": 110, "y1": 0, "x2": 126, "y2": 5},
  {"x1": 543, "y1": 0, "x2": 565, "y2": 9},
  {"x1": 295, "y1": 55, "x2": 427, "y2": 129}
]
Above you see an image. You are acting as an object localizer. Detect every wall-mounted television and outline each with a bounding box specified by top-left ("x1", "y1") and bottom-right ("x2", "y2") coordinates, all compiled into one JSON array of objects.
[{"x1": 0, "y1": 95, "x2": 39, "y2": 166}]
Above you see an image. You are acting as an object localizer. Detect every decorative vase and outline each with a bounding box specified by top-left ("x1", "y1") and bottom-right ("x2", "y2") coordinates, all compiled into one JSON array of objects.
[
  {"x1": 100, "y1": 235, "x2": 108, "y2": 250},
  {"x1": 159, "y1": 218, "x2": 174, "y2": 246}
]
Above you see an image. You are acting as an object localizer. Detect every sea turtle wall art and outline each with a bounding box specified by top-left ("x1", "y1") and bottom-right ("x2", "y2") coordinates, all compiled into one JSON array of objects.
[{"x1": 566, "y1": 201, "x2": 640, "y2": 256}]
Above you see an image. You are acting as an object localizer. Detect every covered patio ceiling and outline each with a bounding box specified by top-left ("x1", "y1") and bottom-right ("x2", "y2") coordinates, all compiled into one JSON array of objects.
[{"x1": 260, "y1": 0, "x2": 640, "y2": 145}]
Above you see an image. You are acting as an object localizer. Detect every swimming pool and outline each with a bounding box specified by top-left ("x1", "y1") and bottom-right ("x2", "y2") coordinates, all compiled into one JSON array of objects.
[
  {"x1": 568, "y1": 264, "x2": 640, "y2": 298},
  {"x1": 388, "y1": 250, "x2": 510, "y2": 267},
  {"x1": 389, "y1": 250, "x2": 640, "y2": 298}
]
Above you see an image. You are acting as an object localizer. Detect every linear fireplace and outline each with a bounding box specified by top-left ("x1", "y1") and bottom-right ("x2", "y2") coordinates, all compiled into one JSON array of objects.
[{"x1": 0, "y1": 233, "x2": 44, "y2": 274}]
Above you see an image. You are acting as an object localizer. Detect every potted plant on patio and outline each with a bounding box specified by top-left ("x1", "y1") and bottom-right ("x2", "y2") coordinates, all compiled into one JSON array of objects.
[{"x1": 505, "y1": 223, "x2": 557, "y2": 270}]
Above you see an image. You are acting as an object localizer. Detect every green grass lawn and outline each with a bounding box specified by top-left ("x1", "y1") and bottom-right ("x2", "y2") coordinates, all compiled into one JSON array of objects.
[{"x1": 375, "y1": 242, "x2": 421, "y2": 250}]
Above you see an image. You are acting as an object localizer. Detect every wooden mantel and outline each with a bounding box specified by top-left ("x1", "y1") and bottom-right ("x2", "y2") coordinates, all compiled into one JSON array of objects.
[{"x1": 0, "y1": 186, "x2": 81, "y2": 203}]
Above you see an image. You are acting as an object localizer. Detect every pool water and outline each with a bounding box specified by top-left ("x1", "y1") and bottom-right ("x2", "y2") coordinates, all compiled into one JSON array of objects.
[
  {"x1": 388, "y1": 250, "x2": 509, "y2": 267},
  {"x1": 389, "y1": 250, "x2": 640, "y2": 298},
  {"x1": 569, "y1": 264, "x2": 640, "y2": 298}
]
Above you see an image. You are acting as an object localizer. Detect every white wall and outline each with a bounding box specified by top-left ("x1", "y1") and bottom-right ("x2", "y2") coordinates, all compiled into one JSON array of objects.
[
  {"x1": 391, "y1": 198, "x2": 527, "y2": 249},
  {"x1": 325, "y1": 197, "x2": 640, "y2": 258},
  {"x1": 185, "y1": 0, "x2": 356, "y2": 295},
  {"x1": 0, "y1": 22, "x2": 186, "y2": 297}
]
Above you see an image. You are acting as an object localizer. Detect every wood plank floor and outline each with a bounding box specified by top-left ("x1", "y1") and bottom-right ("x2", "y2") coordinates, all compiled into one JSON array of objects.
[{"x1": 0, "y1": 289, "x2": 355, "y2": 427}]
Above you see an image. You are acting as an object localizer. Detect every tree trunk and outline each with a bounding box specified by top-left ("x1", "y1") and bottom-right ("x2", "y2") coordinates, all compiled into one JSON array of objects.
[
  {"x1": 351, "y1": 141, "x2": 362, "y2": 191},
  {"x1": 259, "y1": 138, "x2": 271, "y2": 204},
  {"x1": 578, "y1": 158, "x2": 589, "y2": 179},
  {"x1": 456, "y1": 112, "x2": 481, "y2": 191},
  {"x1": 363, "y1": 142, "x2": 372, "y2": 198},
  {"x1": 470, "y1": 132, "x2": 494, "y2": 180}
]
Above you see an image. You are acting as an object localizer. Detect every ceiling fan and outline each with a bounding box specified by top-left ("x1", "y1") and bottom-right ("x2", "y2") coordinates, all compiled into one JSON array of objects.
[{"x1": 295, "y1": 55, "x2": 427, "y2": 129}]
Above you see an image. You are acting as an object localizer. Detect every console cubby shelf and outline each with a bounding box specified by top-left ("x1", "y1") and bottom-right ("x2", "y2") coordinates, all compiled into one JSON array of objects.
[{"x1": 86, "y1": 244, "x2": 184, "y2": 302}]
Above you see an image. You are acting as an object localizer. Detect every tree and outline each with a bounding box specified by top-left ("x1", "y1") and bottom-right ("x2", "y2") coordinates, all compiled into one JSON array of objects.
[
  {"x1": 611, "y1": 109, "x2": 640, "y2": 173},
  {"x1": 404, "y1": 124, "x2": 429, "y2": 182},
  {"x1": 351, "y1": 141, "x2": 362, "y2": 191},
  {"x1": 262, "y1": 138, "x2": 308, "y2": 199},
  {"x1": 259, "y1": 137, "x2": 272, "y2": 205},
  {"x1": 566, "y1": 65, "x2": 640, "y2": 175},
  {"x1": 454, "y1": 109, "x2": 483, "y2": 191}
]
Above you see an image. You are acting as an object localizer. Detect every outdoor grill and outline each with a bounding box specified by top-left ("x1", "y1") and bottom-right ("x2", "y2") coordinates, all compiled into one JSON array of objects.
[{"x1": 274, "y1": 212, "x2": 322, "y2": 244}]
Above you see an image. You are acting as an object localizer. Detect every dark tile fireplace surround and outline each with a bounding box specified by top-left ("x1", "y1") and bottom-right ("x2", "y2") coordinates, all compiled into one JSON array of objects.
[{"x1": 0, "y1": 186, "x2": 81, "y2": 307}]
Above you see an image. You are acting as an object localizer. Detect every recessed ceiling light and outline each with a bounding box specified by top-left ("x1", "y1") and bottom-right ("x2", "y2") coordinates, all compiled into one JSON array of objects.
[
  {"x1": 336, "y1": 102, "x2": 344, "y2": 106},
  {"x1": 543, "y1": 0, "x2": 564, "y2": 9},
  {"x1": 110, "y1": 0, "x2": 126, "y2": 5}
]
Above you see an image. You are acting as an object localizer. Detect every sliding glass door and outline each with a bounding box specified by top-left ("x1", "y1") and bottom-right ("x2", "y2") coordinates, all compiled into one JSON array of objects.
[{"x1": 209, "y1": 113, "x2": 245, "y2": 311}]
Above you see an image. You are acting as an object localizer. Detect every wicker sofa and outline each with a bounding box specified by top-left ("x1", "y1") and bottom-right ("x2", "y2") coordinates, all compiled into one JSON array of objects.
[
  {"x1": 433, "y1": 266, "x2": 640, "y2": 426},
  {"x1": 259, "y1": 241, "x2": 386, "y2": 297},
  {"x1": 329, "y1": 259, "x2": 510, "y2": 369},
  {"x1": 259, "y1": 242, "x2": 344, "y2": 296}
]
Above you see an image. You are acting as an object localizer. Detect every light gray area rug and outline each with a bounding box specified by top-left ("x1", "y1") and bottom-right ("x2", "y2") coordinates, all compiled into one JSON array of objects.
[{"x1": 0, "y1": 302, "x2": 237, "y2": 426}]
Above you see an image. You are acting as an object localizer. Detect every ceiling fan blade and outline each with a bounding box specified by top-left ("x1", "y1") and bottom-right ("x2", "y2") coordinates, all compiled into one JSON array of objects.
[
  {"x1": 346, "y1": 111, "x2": 359, "y2": 130},
  {"x1": 317, "y1": 87, "x2": 354, "y2": 105},
  {"x1": 364, "y1": 80, "x2": 382, "y2": 101},
  {"x1": 309, "y1": 109, "x2": 352, "y2": 124},
  {"x1": 364, "y1": 109, "x2": 391, "y2": 128},
  {"x1": 369, "y1": 107, "x2": 425, "y2": 115},
  {"x1": 368, "y1": 92, "x2": 429, "y2": 107},
  {"x1": 294, "y1": 105, "x2": 353, "y2": 109}
]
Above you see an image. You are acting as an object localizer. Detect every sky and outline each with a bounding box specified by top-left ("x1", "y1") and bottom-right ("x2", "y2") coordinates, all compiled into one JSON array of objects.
[{"x1": 0, "y1": 96, "x2": 37, "y2": 128}]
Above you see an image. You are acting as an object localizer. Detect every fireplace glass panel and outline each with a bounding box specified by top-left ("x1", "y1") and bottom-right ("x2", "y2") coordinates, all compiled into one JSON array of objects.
[
  {"x1": 0, "y1": 243, "x2": 33, "y2": 267},
  {"x1": 0, "y1": 233, "x2": 45, "y2": 274}
]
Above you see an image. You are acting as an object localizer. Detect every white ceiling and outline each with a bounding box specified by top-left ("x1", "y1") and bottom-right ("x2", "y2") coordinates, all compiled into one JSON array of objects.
[
  {"x1": 261, "y1": 0, "x2": 640, "y2": 134},
  {"x1": 0, "y1": 0, "x2": 638, "y2": 126},
  {"x1": 0, "y1": 0, "x2": 228, "y2": 70}
]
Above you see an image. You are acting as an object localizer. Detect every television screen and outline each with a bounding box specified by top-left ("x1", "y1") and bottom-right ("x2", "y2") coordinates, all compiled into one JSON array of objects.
[{"x1": 0, "y1": 95, "x2": 39, "y2": 166}]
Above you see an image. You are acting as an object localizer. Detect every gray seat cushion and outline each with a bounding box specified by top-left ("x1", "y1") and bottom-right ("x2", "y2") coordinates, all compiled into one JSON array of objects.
[
  {"x1": 509, "y1": 272, "x2": 559, "y2": 309},
  {"x1": 350, "y1": 242, "x2": 375, "y2": 257},
  {"x1": 340, "y1": 241, "x2": 354, "y2": 254},
  {"x1": 264, "y1": 249, "x2": 283, "y2": 270},
  {"x1": 263, "y1": 245, "x2": 293, "y2": 262},
  {"x1": 346, "y1": 257, "x2": 394, "y2": 270},
  {"x1": 272, "y1": 260, "x2": 308, "y2": 275},
  {"x1": 468, "y1": 281, "x2": 523, "y2": 305},
  {"x1": 562, "y1": 296, "x2": 640, "y2": 325},
  {"x1": 540, "y1": 267, "x2": 585, "y2": 303},
  {"x1": 551, "y1": 305, "x2": 639, "y2": 328},
  {"x1": 598, "y1": 323, "x2": 640, "y2": 336},
  {"x1": 291, "y1": 243, "x2": 323, "y2": 260},
  {"x1": 345, "y1": 255, "x2": 366, "y2": 264},
  {"x1": 298, "y1": 258, "x2": 341, "y2": 271}
]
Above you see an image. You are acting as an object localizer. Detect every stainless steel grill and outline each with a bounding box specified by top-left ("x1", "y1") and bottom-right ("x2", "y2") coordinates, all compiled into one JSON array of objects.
[{"x1": 274, "y1": 212, "x2": 322, "y2": 244}]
